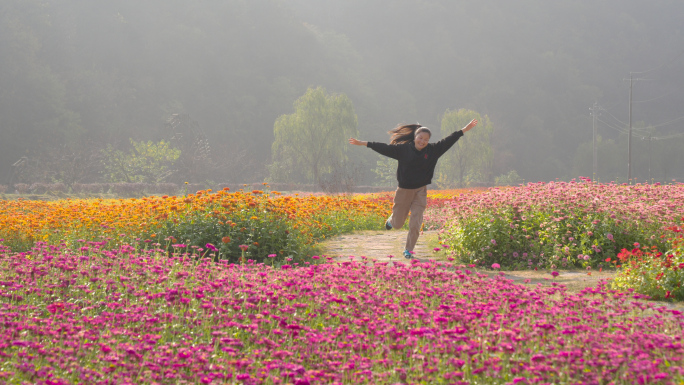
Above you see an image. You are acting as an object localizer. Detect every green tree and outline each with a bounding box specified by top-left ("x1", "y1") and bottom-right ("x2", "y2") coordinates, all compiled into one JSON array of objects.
[
  {"x1": 270, "y1": 87, "x2": 358, "y2": 184},
  {"x1": 0, "y1": 0, "x2": 83, "y2": 184},
  {"x1": 373, "y1": 155, "x2": 397, "y2": 187},
  {"x1": 437, "y1": 109, "x2": 494, "y2": 187},
  {"x1": 102, "y1": 139, "x2": 181, "y2": 183}
]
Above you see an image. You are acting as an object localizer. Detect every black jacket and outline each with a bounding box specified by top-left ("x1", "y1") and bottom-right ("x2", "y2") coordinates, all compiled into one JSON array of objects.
[{"x1": 367, "y1": 129, "x2": 464, "y2": 189}]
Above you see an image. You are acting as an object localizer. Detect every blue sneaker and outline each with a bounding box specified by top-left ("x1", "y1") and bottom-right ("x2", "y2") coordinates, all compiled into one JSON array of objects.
[
  {"x1": 403, "y1": 249, "x2": 412, "y2": 259},
  {"x1": 385, "y1": 219, "x2": 393, "y2": 230}
]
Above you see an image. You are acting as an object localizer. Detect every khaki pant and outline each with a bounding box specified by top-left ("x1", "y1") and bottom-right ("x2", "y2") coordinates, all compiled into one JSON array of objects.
[{"x1": 388, "y1": 186, "x2": 427, "y2": 251}]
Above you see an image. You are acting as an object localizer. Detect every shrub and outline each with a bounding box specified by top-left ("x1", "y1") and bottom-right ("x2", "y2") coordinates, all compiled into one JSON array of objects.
[
  {"x1": 495, "y1": 170, "x2": 522, "y2": 186},
  {"x1": 612, "y1": 222, "x2": 684, "y2": 300},
  {"x1": 151, "y1": 183, "x2": 179, "y2": 195},
  {"x1": 437, "y1": 180, "x2": 680, "y2": 270},
  {"x1": 442, "y1": 205, "x2": 652, "y2": 270},
  {"x1": 0, "y1": 184, "x2": 8, "y2": 194},
  {"x1": 73, "y1": 183, "x2": 110, "y2": 194},
  {"x1": 30, "y1": 183, "x2": 49, "y2": 194},
  {"x1": 14, "y1": 183, "x2": 30, "y2": 194},
  {"x1": 156, "y1": 205, "x2": 300, "y2": 264},
  {"x1": 48, "y1": 183, "x2": 66, "y2": 193},
  {"x1": 111, "y1": 183, "x2": 146, "y2": 196}
]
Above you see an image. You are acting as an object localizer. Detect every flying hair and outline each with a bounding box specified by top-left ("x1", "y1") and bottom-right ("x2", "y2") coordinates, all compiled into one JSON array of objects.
[{"x1": 388, "y1": 124, "x2": 431, "y2": 145}]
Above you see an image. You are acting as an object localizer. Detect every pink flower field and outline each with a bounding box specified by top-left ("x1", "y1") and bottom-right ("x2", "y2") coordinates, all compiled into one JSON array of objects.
[
  {"x1": 1, "y1": 241, "x2": 683, "y2": 384},
  {"x1": 425, "y1": 180, "x2": 684, "y2": 273}
]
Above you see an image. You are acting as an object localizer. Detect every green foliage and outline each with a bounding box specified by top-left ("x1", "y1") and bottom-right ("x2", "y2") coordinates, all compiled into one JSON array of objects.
[
  {"x1": 443, "y1": 206, "x2": 658, "y2": 270},
  {"x1": 495, "y1": 170, "x2": 522, "y2": 186},
  {"x1": 612, "y1": 225, "x2": 684, "y2": 300},
  {"x1": 2, "y1": 0, "x2": 684, "y2": 186},
  {"x1": 156, "y1": 207, "x2": 300, "y2": 264},
  {"x1": 154, "y1": 197, "x2": 387, "y2": 265},
  {"x1": 0, "y1": 0, "x2": 83, "y2": 184},
  {"x1": 270, "y1": 87, "x2": 358, "y2": 184},
  {"x1": 101, "y1": 139, "x2": 181, "y2": 183},
  {"x1": 373, "y1": 155, "x2": 397, "y2": 187},
  {"x1": 436, "y1": 109, "x2": 494, "y2": 187}
]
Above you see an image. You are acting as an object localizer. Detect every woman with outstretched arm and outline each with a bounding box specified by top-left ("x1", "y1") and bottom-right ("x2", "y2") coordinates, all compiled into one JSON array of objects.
[{"x1": 349, "y1": 119, "x2": 478, "y2": 259}]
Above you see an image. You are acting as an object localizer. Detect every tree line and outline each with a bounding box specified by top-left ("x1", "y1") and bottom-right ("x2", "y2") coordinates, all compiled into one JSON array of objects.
[{"x1": 1, "y1": 0, "x2": 683, "y2": 190}]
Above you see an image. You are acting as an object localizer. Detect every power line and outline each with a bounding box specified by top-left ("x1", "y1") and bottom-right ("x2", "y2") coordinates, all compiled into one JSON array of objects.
[
  {"x1": 601, "y1": 98, "x2": 684, "y2": 130},
  {"x1": 598, "y1": 108, "x2": 651, "y2": 132},
  {"x1": 629, "y1": 49, "x2": 684, "y2": 75},
  {"x1": 652, "y1": 132, "x2": 684, "y2": 140},
  {"x1": 648, "y1": 115, "x2": 684, "y2": 129},
  {"x1": 596, "y1": 117, "x2": 684, "y2": 141},
  {"x1": 632, "y1": 90, "x2": 677, "y2": 104},
  {"x1": 599, "y1": 106, "x2": 628, "y2": 127},
  {"x1": 596, "y1": 118, "x2": 628, "y2": 134},
  {"x1": 596, "y1": 118, "x2": 652, "y2": 140}
]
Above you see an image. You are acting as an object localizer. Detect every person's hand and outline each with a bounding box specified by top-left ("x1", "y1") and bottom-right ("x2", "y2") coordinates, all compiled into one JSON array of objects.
[
  {"x1": 462, "y1": 119, "x2": 478, "y2": 133},
  {"x1": 349, "y1": 138, "x2": 367, "y2": 146}
]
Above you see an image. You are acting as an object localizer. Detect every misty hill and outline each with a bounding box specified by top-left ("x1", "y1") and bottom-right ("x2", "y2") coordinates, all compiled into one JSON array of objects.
[{"x1": 1, "y1": 0, "x2": 683, "y2": 187}]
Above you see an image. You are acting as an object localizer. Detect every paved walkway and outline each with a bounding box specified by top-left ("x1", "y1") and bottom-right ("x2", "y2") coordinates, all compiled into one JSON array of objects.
[{"x1": 318, "y1": 230, "x2": 439, "y2": 264}]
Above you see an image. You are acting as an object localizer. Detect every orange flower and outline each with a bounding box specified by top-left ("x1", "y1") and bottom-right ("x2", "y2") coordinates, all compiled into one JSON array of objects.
[{"x1": 222, "y1": 236, "x2": 231, "y2": 243}]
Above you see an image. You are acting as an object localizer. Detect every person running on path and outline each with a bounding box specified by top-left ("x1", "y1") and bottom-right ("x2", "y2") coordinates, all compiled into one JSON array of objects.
[{"x1": 349, "y1": 119, "x2": 478, "y2": 259}]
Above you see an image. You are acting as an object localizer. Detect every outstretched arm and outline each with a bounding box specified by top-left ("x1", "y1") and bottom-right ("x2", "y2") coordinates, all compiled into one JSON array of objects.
[
  {"x1": 354, "y1": 137, "x2": 402, "y2": 160},
  {"x1": 432, "y1": 119, "x2": 479, "y2": 158},
  {"x1": 462, "y1": 119, "x2": 478, "y2": 133},
  {"x1": 348, "y1": 138, "x2": 368, "y2": 147}
]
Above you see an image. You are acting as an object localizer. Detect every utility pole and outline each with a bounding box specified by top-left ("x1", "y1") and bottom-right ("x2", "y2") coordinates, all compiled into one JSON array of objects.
[
  {"x1": 648, "y1": 134, "x2": 652, "y2": 182},
  {"x1": 589, "y1": 102, "x2": 599, "y2": 181},
  {"x1": 628, "y1": 73, "x2": 633, "y2": 182}
]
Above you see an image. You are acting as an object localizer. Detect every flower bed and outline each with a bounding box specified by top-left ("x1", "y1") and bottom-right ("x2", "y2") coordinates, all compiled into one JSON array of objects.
[
  {"x1": 430, "y1": 180, "x2": 684, "y2": 271},
  {"x1": 0, "y1": 188, "x2": 391, "y2": 263},
  {"x1": 0, "y1": 243, "x2": 682, "y2": 384},
  {"x1": 613, "y1": 223, "x2": 684, "y2": 300}
]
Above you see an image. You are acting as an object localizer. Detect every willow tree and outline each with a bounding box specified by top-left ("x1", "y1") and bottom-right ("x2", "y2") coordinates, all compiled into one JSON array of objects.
[
  {"x1": 270, "y1": 87, "x2": 358, "y2": 184},
  {"x1": 437, "y1": 109, "x2": 494, "y2": 187}
]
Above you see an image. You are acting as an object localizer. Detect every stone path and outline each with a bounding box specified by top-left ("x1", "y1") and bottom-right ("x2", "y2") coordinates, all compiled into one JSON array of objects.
[{"x1": 319, "y1": 229, "x2": 440, "y2": 264}]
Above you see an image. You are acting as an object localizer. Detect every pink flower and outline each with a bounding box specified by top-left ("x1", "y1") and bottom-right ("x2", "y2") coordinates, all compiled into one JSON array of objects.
[
  {"x1": 491, "y1": 239, "x2": 497, "y2": 245},
  {"x1": 238, "y1": 244, "x2": 249, "y2": 251},
  {"x1": 606, "y1": 233, "x2": 614, "y2": 241},
  {"x1": 268, "y1": 254, "x2": 277, "y2": 258},
  {"x1": 491, "y1": 263, "x2": 500, "y2": 269},
  {"x1": 433, "y1": 247, "x2": 441, "y2": 252},
  {"x1": 551, "y1": 271, "x2": 559, "y2": 278}
]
